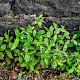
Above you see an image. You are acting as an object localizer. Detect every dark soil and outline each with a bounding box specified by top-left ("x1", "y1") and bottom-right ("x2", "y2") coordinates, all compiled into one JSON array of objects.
[{"x1": 0, "y1": 62, "x2": 80, "y2": 80}]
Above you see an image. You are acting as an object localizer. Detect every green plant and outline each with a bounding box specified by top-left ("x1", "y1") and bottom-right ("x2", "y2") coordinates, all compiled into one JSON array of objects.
[
  {"x1": 0, "y1": 33, "x2": 13, "y2": 61},
  {"x1": 0, "y1": 15, "x2": 80, "y2": 77}
]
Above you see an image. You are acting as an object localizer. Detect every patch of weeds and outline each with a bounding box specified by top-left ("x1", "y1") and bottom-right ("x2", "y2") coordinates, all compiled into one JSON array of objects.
[{"x1": 0, "y1": 14, "x2": 80, "y2": 79}]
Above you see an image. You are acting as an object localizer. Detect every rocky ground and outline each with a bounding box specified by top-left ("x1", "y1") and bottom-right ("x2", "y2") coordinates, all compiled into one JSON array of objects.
[
  {"x1": 0, "y1": 62, "x2": 80, "y2": 80},
  {"x1": 0, "y1": 0, "x2": 80, "y2": 17}
]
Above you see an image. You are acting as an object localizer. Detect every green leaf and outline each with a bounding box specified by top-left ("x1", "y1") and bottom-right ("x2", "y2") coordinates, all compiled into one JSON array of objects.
[
  {"x1": 47, "y1": 31, "x2": 51, "y2": 38},
  {"x1": 68, "y1": 42, "x2": 75, "y2": 47},
  {"x1": 61, "y1": 25, "x2": 65, "y2": 30},
  {"x1": 0, "y1": 41, "x2": 3, "y2": 47},
  {"x1": 44, "y1": 58, "x2": 48, "y2": 65},
  {"x1": 6, "y1": 56, "x2": 11, "y2": 64},
  {"x1": 58, "y1": 40, "x2": 64, "y2": 44},
  {"x1": 29, "y1": 64, "x2": 34, "y2": 71},
  {"x1": 33, "y1": 30, "x2": 36, "y2": 37},
  {"x1": 5, "y1": 50, "x2": 13, "y2": 59},
  {"x1": 78, "y1": 43, "x2": 80, "y2": 46},
  {"x1": 0, "y1": 37, "x2": 4, "y2": 41},
  {"x1": 20, "y1": 39, "x2": 27, "y2": 42},
  {"x1": 65, "y1": 40, "x2": 70, "y2": 45},
  {"x1": 31, "y1": 21, "x2": 36, "y2": 25},
  {"x1": 0, "y1": 52, "x2": 4, "y2": 60},
  {"x1": 20, "y1": 28, "x2": 26, "y2": 32},
  {"x1": 10, "y1": 36, "x2": 13, "y2": 41},
  {"x1": 19, "y1": 56, "x2": 23, "y2": 63},
  {"x1": 27, "y1": 34, "x2": 33, "y2": 44},
  {"x1": 39, "y1": 35, "x2": 43, "y2": 41},
  {"x1": 53, "y1": 35, "x2": 57, "y2": 42},
  {"x1": 15, "y1": 57, "x2": 19, "y2": 62},
  {"x1": 38, "y1": 30, "x2": 45, "y2": 35},
  {"x1": 8, "y1": 42, "x2": 13, "y2": 48},
  {"x1": 41, "y1": 59, "x2": 45, "y2": 68},
  {"x1": 4, "y1": 33, "x2": 9, "y2": 42},
  {"x1": 51, "y1": 62, "x2": 57, "y2": 69},
  {"x1": 34, "y1": 70, "x2": 39, "y2": 74},
  {"x1": 24, "y1": 55, "x2": 30, "y2": 63},
  {"x1": 53, "y1": 22, "x2": 58, "y2": 29},
  {"x1": 54, "y1": 29, "x2": 60, "y2": 34},
  {"x1": 58, "y1": 60, "x2": 63, "y2": 66},
  {"x1": 23, "y1": 46, "x2": 28, "y2": 53},
  {"x1": 32, "y1": 40, "x2": 37, "y2": 45},
  {"x1": 50, "y1": 40, "x2": 55, "y2": 47},
  {"x1": 13, "y1": 49, "x2": 20, "y2": 56},
  {"x1": 49, "y1": 26, "x2": 54, "y2": 33},
  {"x1": 21, "y1": 62, "x2": 26, "y2": 67},
  {"x1": 37, "y1": 21, "x2": 42, "y2": 28},
  {"x1": 63, "y1": 45, "x2": 68, "y2": 51},
  {"x1": 68, "y1": 68, "x2": 74, "y2": 74},
  {"x1": 72, "y1": 40, "x2": 77, "y2": 45},
  {"x1": 38, "y1": 14, "x2": 43, "y2": 19},
  {"x1": 14, "y1": 28, "x2": 20, "y2": 37},
  {"x1": 72, "y1": 34, "x2": 77, "y2": 39},
  {"x1": 44, "y1": 38, "x2": 49, "y2": 45},
  {"x1": 11, "y1": 38, "x2": 19, "y2": 50},
  {"x1": 27, "y1": 24, "x2": 34, "y2": 32},
  {"x1": 1, "y1": 44, "x2": 6, "y2": 51}
]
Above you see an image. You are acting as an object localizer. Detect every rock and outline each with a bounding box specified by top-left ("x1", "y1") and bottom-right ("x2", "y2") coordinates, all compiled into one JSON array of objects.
[
  {"x1": 13, "y1": 0, "x2": 53, "y2": 16},
  {"x1": 0, "y1": 2, "x2": 11, "y2": 17},
  {"x1": 53, "y1": 0, "x2": 80, "y2": 13},
  {"x1": 13, "y1": 0, "x2": 80, "y2": 17},
  {"x1": 0, "y1": 0, "x2": 80, "y2": 17},
  {"x1": 0, "y1": 0, "x2": 14, "y2": 3},
  {"x1": 2, "y1": 11, "x2": 14, "y2": 21}
]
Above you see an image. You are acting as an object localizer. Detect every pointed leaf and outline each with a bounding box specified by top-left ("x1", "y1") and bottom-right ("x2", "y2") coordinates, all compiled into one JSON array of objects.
[
  {"x1": 11, "y1": 38, "x2": 19, "y2": 50},
  {"x1": 65, "y1": 40, "x2": 70, "y2": 45},
  {"x1": 33, "y1": 30, "x2": 36, "y2": 37},
  {"x1": 58, "y1": 40, "x2": 64, "y2": 44},
  {"x1": 53, "y1": 22, "x2": 58, "y2": 29},
  {"x1": 73, "y1": 40, "x2": 77, "y2": 45},
  {"x1": 0, "y1": 37, "x2": 4, "y2": 41},
  {"x1": 47, "y1": 31, "x2": 51, "y2": 38},
  {"x1": 38, "y1": 21, "x2": 42, "y2": 28},
  {"x1": 49, "y1": 26, "x2": 54, "y2": 33},
  {"x1": 72, "y1": 34, "x2": 77, "y2": 39},
  {"x1": 21, "y1": 62, "x2": 26, "y2": 67},
  {"x1": 38, "y1": 30, "x2": 45, "y2": 35},
  {"x1": 5, "y1": 50, "x2": 13, "y2": 59},
  {"x1": 14, "y1": 28, "x2": 20, "y2": 37},
  {"x1": 55, "y1": 29, "x2": 60, "y2": 34},
  {"x1": 68, "y1": 68, "x2": 74, "y2": 74},
  {"x1": 4, "y1": 33, "x2": 9, "y2": 42},
  {"x1": 1, "y1": 44, "x2": 6, "y2": 51},
  {"x1": 63, "y1": 45, "x2": 68, "y2": 51},
  {"x1": 19, "y1": 56, "x2": 23, "y2": 63},
  {"x1": 53, "y1": 35, "x2": 57, "y2": 42}
]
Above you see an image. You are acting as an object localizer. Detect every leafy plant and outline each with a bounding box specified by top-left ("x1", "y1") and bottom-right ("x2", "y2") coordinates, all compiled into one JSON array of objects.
[{"x1": 0, "y1": 15, "x2": 80, "y2": 77}]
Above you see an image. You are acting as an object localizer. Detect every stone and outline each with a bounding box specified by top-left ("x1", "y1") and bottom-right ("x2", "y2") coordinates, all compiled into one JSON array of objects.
[
  {"x1": 0, "y1": 0, "x2": 80, "y2": 17},
  {"x1": 0, "y1": 2, "x2": 11, "y2": 17},
  {"x1": 13, "y1": 0, "x2": 80, "y2": 17},
  {"x1": 53, "y1": 0, "x2": 80, "y2": 13},
  {"x1": 13, "y1": 0, "x2": 53, "y2": 16},
  {"x1": 0, "y1": 0, "x2": 14, "y2": 3}
]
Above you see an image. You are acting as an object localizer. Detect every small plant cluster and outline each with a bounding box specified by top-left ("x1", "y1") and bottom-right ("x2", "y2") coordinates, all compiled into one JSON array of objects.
[{"x1": 0, "y1": 15, "x2": 80, "y2": 77}]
